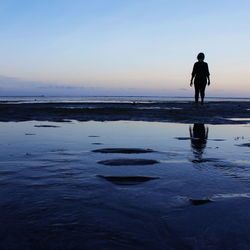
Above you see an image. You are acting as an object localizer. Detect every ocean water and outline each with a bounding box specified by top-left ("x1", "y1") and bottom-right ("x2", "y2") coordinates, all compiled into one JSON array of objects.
[
  {"x1": 1, "y1": 120, "x2": 250, "y2": 249},
  {"x1": 1, "y1": 96, "x2": 250, "y2": 104}
]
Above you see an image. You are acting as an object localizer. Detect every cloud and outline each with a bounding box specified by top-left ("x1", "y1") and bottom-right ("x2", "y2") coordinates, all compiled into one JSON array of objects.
[
  {"x1": 0, "y1": 75, "x2": 182, "y2": 96},
  {"x1": 0, "y1": 75, "x2": 83, "y2": 95}
]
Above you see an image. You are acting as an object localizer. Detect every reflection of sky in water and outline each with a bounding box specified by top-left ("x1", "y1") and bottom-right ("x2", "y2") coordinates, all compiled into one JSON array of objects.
[
  {"x1": 227, "y1": 117, "x2": 250, "y2": 121},
  {"x1": 1, "y1": 121, "x2": 250, "y2": 179},
  {"x1": 1, "y1": 120, "x2": 250, "y2": 176},
  {"x1": 1, "y1": 121, "x2": 250, "y2": 249},
  {"x1": 2, "y1": 96, "x2": 250, "y2": 104},
  {"x1": 136, "y1": 107, "x2": 182, "y2": 110}
]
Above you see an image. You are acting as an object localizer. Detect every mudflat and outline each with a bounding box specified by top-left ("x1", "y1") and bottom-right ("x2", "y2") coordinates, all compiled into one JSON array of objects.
[{"x1": 0, "y1": 101, "x2": 250, "y2": 124}]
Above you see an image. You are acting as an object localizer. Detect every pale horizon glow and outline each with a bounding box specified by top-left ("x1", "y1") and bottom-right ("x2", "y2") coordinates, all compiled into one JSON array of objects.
[{"x1": 0, "y1": 0, "x2": 250, "y2": 96}]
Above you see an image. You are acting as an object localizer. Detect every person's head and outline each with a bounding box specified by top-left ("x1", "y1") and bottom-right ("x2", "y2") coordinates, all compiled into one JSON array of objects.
[{"x1": 197, "y1": 52, "x2": 205, "y2": 61}]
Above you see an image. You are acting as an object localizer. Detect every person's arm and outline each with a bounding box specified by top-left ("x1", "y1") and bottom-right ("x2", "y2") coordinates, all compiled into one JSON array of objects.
[
  {"x1": 206, "y1": 63, "x2": 210, "y2": 86},
  {"x1": 190, "y1": 75, "x2": 195, "y2": 87},
  {"x1": 190, "y1": 63, "x2": 196, "y2": 86}
]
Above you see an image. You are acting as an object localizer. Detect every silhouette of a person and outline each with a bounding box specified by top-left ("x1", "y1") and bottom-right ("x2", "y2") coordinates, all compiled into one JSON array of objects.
[
  {"x1": 189, "y1": 123, "x2": 208, "y2": 160},
  {"x1": 190, "y1": 53, "x2": 210, "y2": 104}
]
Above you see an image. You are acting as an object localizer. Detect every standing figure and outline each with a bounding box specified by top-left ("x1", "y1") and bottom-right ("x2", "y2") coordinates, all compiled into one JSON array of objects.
[{"x1": 190, "y1": 53, "x2": 210, "y2": 104}]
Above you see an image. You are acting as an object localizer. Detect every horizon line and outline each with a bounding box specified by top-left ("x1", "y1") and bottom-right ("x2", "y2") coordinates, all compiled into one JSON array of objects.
[{"x1": 1, "y1": 95, "x2": 250, "y2": 99}]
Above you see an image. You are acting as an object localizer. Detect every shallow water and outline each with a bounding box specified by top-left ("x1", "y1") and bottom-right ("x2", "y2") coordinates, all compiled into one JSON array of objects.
[
  {"x1": 1, "y1": 121, "x2": 250, "y2": 249},
  {"x1": 2, "y1": 95, "x2": 250, "y2": 104}
]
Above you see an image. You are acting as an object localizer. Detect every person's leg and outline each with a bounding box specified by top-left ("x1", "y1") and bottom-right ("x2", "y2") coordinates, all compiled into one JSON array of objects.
[
  {"x1": 194, "y1": 84, "x2": 199, "y2": 103},
  {"x1": 200, "y1": 84, "x2": 206, "y2": 104}
]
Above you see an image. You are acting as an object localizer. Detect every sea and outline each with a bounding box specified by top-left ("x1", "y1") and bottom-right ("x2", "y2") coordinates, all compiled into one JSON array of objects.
[{"x1": 1, "y1": 96, "x2": 250, "y2": 104}]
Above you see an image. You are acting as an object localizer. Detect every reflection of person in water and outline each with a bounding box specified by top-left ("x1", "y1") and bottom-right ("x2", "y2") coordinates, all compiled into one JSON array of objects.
[
  {"x1": 190, "y1": 53, "x2": 210, "y2": 104},
  {"x1": 189, "y1": 123, "x2": 208, "y2": 160}
]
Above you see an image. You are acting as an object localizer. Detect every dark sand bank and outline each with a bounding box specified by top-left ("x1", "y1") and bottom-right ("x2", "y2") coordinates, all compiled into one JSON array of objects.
[
  {"x1": 97, "y1": 175, "x2": 160, "y2": 185},
  {"x1": 98, "y1": 158, "x2": 159, "y2": 166},
  {"x1": 1, "y1": 101, "x2": 250, "y2": 124},
  {"x1": 92, "y1": 148, "x2": 155, "y2": 153}
]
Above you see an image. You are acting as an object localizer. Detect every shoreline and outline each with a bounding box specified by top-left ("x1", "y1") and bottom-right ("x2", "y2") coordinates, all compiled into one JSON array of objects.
[{"x1": 1, "y1": 101, "x2": 250, "y2": 124}]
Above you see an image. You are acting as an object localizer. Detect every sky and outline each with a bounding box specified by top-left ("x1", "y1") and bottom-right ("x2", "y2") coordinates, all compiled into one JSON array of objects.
[{"x1": 0, "y1": 0, "x2": 250, "y2": 96}]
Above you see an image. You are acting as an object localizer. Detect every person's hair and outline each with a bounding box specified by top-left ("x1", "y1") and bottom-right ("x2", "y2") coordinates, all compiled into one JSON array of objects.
[{"x1": 197, "y1": 53, "x2": 205, "y2": 60}]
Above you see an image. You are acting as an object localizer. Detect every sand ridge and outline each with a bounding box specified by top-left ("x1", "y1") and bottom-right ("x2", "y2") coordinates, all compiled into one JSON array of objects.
[{"x1": 1, "y1": 101, "x2": 250, "y2": 124}]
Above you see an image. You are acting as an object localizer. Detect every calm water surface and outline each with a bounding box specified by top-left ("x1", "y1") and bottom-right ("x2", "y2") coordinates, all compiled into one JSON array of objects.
[
  {"x1": 1, "y1": 96, "x2": 250, "y2": 103},
  {"x1": 1, "y1": 121, "x2": 250, "y2": 249}
]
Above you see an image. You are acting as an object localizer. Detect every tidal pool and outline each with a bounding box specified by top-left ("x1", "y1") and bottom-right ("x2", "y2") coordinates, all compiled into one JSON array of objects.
[{"x1": 0, "y1": 121, "x2": 250, "y2": 249}]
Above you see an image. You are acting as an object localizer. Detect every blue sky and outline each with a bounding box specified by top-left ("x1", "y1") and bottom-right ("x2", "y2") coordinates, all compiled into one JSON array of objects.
[{"x1": 0, "y1": 0, "x2": 249, "y2": 96}]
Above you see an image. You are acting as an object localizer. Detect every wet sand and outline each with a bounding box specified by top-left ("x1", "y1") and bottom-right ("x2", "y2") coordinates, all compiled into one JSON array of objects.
[
  {"x1": 1, "y1": 114, "x2": 250, "y2": 248},
  {"x1": 1, "y1": 101, "x2": 250, "y2": 124}
]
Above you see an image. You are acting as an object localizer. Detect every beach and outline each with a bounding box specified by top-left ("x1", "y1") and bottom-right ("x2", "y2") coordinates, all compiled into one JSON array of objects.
[
  {"x1": 1, "y1": 99, "x2": 250, "y2": 249},
  {"x1": 2, "y1": 0, "x2": 249, "y2": 248},
  {"x1": 1, "y1": 100, "x2": 250, "y2": 124}
]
